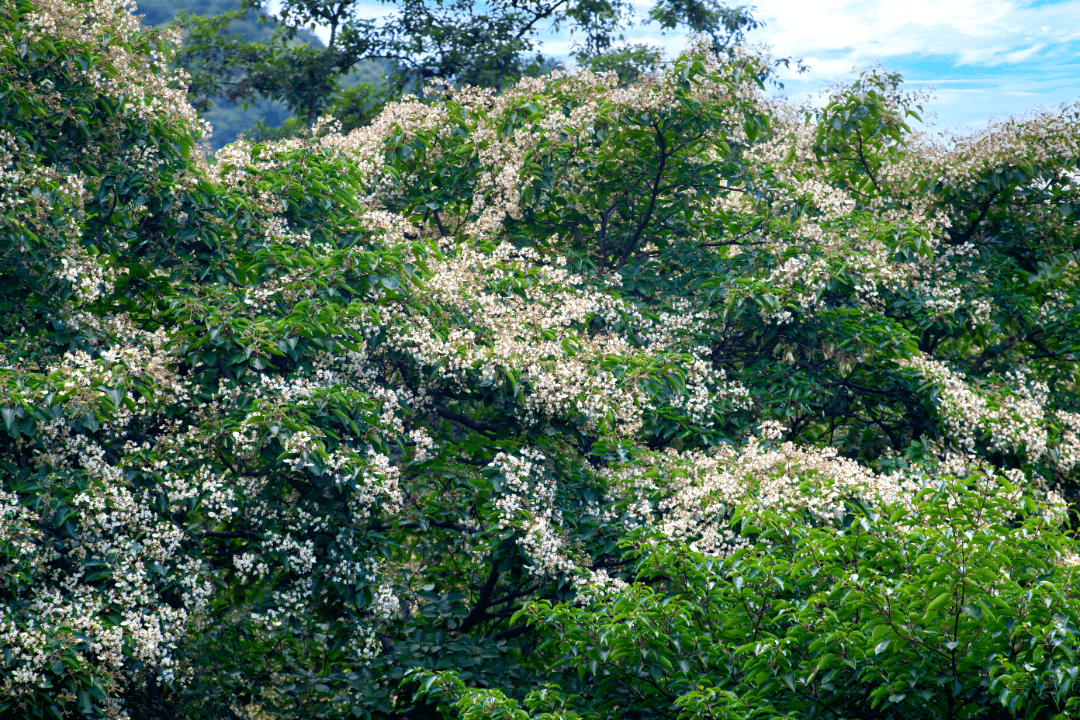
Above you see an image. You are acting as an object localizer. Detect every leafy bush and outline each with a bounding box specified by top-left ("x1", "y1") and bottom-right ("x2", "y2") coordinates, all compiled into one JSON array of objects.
[{"x1": 427, "y1": 472, "x2": 1080, "y2": 719}]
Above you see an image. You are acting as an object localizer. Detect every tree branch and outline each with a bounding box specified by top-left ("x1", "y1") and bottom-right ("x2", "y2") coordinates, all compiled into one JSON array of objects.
[
  {"x1": 458, "y1": 563, "x2": 500, "y2": 634},
  {"x1": 436, "y1": 406, "x2": 502, "y2": 437}
]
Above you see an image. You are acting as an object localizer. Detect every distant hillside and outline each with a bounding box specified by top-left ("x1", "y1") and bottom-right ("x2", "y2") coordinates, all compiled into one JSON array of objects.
[
  {"x1": 135, "y1": 0, "x2": 237, "y2": 27},
  {"x1": 134, "y1": 0, "x2": 381, "y2": 148},
  {"x1": 133, "y1": 0, "x2": 292, "y2": 148}
]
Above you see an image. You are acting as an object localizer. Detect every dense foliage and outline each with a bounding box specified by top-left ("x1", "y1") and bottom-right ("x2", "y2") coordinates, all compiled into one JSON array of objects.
[
  {"x1": 2, "y1": 1, "x2": 1080, "y2": 719},
  {"x1": 430, "y1": 478, "x2": 1080, "y2": 719}
]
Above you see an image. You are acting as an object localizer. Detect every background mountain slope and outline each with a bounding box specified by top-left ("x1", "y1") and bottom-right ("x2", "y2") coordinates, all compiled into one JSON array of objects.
[{"x1": 134, "y1": 0, "x2": 381, "y2": 148}]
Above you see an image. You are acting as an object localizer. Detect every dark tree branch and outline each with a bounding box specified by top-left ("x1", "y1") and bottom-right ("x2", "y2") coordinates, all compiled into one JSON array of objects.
[
  {"x1": 493, "y1": 623, "x2": 531, "y2": 641},
  {"x1": 201, "y1": 530, "x2": 263, "y2": 540},
  {"x1": 432, "y1": 211, "x2": 449, "y2": 237},
  {"x1": 597, "y1": 202, "x2": 618, "y2": 276},
  {"x1": 615, "y1": 123, "x2": 669, "y2": 271},
  {"x1": 458, "y1": 563, "x2": 500, "y2": 634},
  {"x1": 436, "y1": 406, "x2": 502, "y2": 437}
]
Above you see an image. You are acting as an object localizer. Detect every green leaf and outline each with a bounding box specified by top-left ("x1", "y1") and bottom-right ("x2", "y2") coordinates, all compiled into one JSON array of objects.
[{"x1": 927, "y1": 590, "x2": 953, "y2": 613}]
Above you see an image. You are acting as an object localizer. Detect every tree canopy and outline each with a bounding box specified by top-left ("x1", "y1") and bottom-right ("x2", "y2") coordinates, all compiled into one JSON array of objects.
[
  {"x1": 2, "y1": 0, "x2": 1080, "y2": 719},
  {"x1": 173, "y1": 0, "x2": 762, "y2": 133}
]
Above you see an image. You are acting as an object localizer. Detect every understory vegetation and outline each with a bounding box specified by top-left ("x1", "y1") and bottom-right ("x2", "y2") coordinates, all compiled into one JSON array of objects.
[{"x1": 2, "y1": 0, "x2": 1080, "y2": 718}]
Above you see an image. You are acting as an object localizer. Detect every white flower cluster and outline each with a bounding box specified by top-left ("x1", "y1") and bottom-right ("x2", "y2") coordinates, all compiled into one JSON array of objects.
[
  {"x1": 491, "y1": 449, "x2": 578, "y2": 576},
  {"x1": 0, "y1": 132, "x2": 87, "y2": 250},
  {"x1": 1053, "y1": 411, "x2": 1080, "y2": 477},
  {"x1": 389, "y1": 239, "x2": 649, "y2": 431},
  {"x1": 19, "y1": 0, "x2": 205, "y2": 131},
  {"x1": 901, "y1": 356, "x2": 1050, "y2": 457},
  {"x1": 602, "y1": 437, "x2": 919, "y2": 556},
  {"x1": 574, "y1": 568, "x2": 630, "y2": 605},
  {"x1": 0, "y1": 426, "x2": 208, "y2": 695}
]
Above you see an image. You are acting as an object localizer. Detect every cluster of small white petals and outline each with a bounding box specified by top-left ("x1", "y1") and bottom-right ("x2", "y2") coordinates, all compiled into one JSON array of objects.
[
  {"x1": 1053, "y1": 411, "x2": 1080, "y2": 477},
  {"x1": 603, "y1": 438, "x2": 920, "y2": 555},
  {"x1": 18, "y1": 0, "x2": 205, "y2": 132},
  {"x1": 574, "y1": 568, "x2": 630, "y2": 606},
  {"x1": 371, "y1": 584, "x2": 400, "y2": 621},
  {"x1": 391, "y1": 240, "x2": 649, "y2": 431},
  {"x1": 901, "y1": 355, "x2": 1049, "y2": 457},
  {"x1": 0, "y1": 426, "x2": 205, "y2": 695},
  {"x1": 408, "y1": 427, "x2": 436, "y2": 461},
  {"x1": 491, "y1": 449, "x2": 577, "y2": 576}
]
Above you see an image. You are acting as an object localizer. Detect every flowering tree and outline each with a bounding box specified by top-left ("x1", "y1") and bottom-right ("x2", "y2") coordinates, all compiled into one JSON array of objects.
[{"x1": 2, "y1": 1, "x2": 1080, "y2": 719}]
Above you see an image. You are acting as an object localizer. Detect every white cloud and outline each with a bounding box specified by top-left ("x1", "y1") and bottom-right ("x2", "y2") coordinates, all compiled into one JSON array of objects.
[
  {"x1": 1003, "y1": 43, "x2": 1048, "y2": 62},
  {"x1": 748, "y1": 0, "x2": 1080, "y2": 68},
  {"x1": 732, "y1": 0, "x2": 1080, "y2": 131}
]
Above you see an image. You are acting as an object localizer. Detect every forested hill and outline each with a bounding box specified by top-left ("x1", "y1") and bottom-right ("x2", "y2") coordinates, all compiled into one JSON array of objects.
[
  {"x1": 134, "y1": 0, "x2": 237, "y2": 26},
  {"x1": 133, "y1": 0, "x2": 381, "y2": 148},
  {"x1": 132, "y1": 0, "x2": 293, "y2": 148}
]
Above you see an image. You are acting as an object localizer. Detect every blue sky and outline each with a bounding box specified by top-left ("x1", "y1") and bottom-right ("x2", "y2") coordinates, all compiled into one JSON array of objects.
[
  {"x1": 300, "y1": 0, "x2": 1080, "y2": 133},
  {"x1": 741, "y1": 0, "x2": 1080, "y2": 132},
  {"x1": 601, "y1": 0, "x2": 1080, "y2": 133}
]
